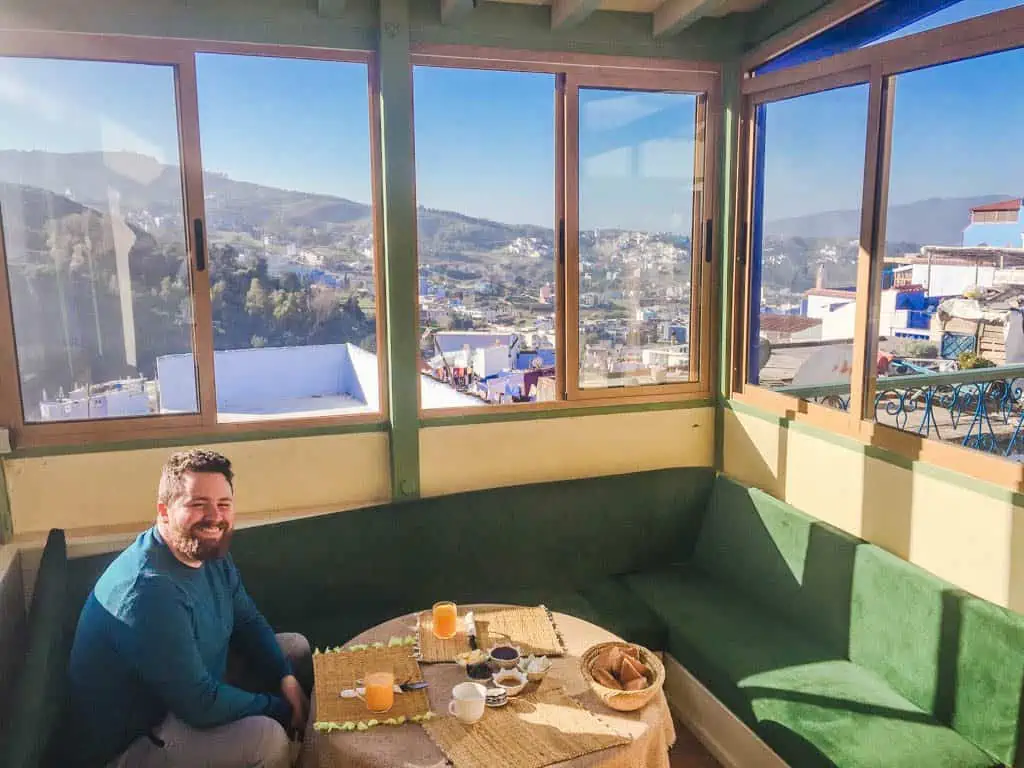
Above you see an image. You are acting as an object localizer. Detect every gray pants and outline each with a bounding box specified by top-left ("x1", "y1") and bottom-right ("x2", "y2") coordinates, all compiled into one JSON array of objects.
[{"x1": 110, "y1": 633, "x2": 312, "y2": 768}]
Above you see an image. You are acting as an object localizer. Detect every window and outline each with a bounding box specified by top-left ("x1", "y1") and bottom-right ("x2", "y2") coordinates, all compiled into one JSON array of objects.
[
  {"x1": 195, "y1": 54, "x2": 379, "y2": 423},
  {"x1": 745, "y1": 84, "x2": 869, "y2": 411},
  {"x1": 412, "y1": 66, "x2": 557, "y2": 409},
  {"x1": 573, "y1": 88, "x2": 700, "y2": 392},
  {"x1": 869, "y1": 47, "x2": 1024, "y2": 459},
  {"x1": 0, "y1": 56, "x2": 198, "y2": 423},
  {"x1": 759, "y1": 0, "x2": 1023, "y2": 74}
]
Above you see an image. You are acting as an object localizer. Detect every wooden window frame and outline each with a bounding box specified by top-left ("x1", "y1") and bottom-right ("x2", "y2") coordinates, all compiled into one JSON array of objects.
[
  {"x1": 731, "y1": 5, "x2": 1024, "y2": 492},
  {"x1": 411, "y1": 46, "x2": 721, "y2": 418},
  {"x1": 0, "y1": 31, "x2": 386, "y2": 449}
]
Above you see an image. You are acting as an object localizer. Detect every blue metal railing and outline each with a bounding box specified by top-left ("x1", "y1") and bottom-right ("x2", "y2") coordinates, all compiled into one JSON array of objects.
[{"x1": 776, "y1": 363, "x2": 1024, "y2": 457}]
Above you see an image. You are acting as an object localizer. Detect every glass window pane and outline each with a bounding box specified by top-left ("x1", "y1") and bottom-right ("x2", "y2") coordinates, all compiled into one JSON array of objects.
[
  {"x1": 195, "y1": 54, "x2": 377, "y2": 422},
  {"x1": 577, "y1": 87, "x2": 697, "y2": 390},
  {"x1": 413, "y1": 67, "x2": 556, "y2": 408},
  {"x1": 0, "y1": 57, "x2": 197, "y2": 423},
  {"x1": 759, "y1": 0, "x2": 1023, "y2": 74},
  {"x1": 872, "y1": 48, "x2": 1024, "y2": 460},
  {"x1": 748, "y1": 84, "x2": 869, "y2": 411}
]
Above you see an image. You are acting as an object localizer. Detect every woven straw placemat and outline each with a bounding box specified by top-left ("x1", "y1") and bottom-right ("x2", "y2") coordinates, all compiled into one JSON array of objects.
[
  {"x1": 417, "y1": 605, "x2": 566, "y2": 663},
  {"x1": 312, "y1": 641, "x2": 432, "y2": 730},
  {"x1": 421, "y1": 685, "x2": 630, "y2": 768}
]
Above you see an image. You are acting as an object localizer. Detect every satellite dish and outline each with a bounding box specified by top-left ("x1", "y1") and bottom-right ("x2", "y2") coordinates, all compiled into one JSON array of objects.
[{"x1": 792, "y1": 344, "x2": 855, "y2": 387}]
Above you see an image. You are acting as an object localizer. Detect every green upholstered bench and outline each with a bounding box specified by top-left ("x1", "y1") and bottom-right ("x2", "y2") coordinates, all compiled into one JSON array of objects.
[
  {"x1": 0, "y1": 530, "x2": 70, "y2": 768},
  {"x1": 625, "y1": 476, "x2": 1024, "y2": 767},
  {"x1": 7, "y1": 468, "x2": 1024, "y2": 768}
]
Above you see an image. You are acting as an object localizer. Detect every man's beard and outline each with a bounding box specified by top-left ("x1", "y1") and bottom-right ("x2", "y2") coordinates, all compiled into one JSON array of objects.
[{"x1": 166, "y1": 520, "x2": 234, "y2": 562}]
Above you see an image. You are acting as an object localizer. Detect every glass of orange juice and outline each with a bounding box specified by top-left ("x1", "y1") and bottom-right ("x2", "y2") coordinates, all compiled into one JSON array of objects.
[
  {"x1": 362, "y1": 670, "x2": 395, "y2": 713},
  {"x1": 432, "y1": 600, "x2": 458, "y2": 640}
]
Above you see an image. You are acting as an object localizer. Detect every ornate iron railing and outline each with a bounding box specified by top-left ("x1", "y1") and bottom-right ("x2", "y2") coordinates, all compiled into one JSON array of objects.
[{"x1": 776, "y1": 363, "x2": 1024, "y2": 457}]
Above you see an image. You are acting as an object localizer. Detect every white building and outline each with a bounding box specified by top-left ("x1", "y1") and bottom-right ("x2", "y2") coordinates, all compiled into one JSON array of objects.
[{"x1": 157, "y1": 343, "x2": 482, "y2": 420}]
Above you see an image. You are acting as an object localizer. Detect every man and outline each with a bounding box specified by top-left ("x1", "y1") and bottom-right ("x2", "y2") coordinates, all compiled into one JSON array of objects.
[{"x1": 65, "y1": 449, "x2": 312, "y2": 768}]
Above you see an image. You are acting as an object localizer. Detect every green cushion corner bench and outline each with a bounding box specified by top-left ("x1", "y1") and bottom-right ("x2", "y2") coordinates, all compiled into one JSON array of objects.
[{"x1": 5, "y1": 468, "x2": 1024, "y2": 768}]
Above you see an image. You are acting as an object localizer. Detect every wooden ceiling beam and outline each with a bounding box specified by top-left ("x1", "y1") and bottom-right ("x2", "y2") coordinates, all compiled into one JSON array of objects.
[
  {"x1": 441, "y1": 0, "x2": 478, "y2": 24},
  {"x1": 318, "y1": 0, "x2": 346, "y2": 18},
  {"x1": 653, "y1": 0, "x2": 726, "y2": 37},
  {"x1": 551, "y1": 0, "x2": 604, "y2": 30}
]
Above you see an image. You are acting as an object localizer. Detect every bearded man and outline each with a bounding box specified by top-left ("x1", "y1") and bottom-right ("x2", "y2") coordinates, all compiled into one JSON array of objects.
[{"x1": 65, "y1": 449, "x2": 311, "y2": 768}]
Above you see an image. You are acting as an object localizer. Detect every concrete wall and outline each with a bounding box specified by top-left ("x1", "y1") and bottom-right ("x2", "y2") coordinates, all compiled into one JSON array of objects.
[
  {"x1": 723, "y1": 402, "x2": 1024, "y2": 613},
  {"x1": 420, "y1": 406, "x2": 714, "y2": 496},
  {"x1": 4, "y1": 431, "x2": 392, "y2": 539},
  {"x1": 4, "y1": 405, "x2": 713, "y2": 539}
]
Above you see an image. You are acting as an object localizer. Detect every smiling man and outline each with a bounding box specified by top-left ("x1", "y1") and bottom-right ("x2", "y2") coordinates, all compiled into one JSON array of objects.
[{"x1": 65, "y1": 449, "x2": 312, "y2": 768}]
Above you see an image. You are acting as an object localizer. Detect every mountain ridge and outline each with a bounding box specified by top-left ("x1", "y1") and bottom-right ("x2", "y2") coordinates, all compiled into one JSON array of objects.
[{"x1": 764, "y1": 195, "x2": 1013, "y2": 246}]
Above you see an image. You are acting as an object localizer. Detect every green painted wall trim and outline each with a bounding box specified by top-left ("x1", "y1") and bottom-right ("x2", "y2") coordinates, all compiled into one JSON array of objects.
[
  {"x1": 724, "y1": 398, "x2": 1024, "y2": 507},
  {"x1": 741, "y1": 0, "x2": 832, "y2": 51},
  {"x1": 5, "y1": 421, "x2": 388, "y2": 460},
  {"x1": 420, "y1": 398, "x2": 713, "y2": 428},
  {"x1": 379, "y1": 0, "x2": 421, "y2": 500},
  {"x1": 714, "y1": 62, "x2": 740, "y2": 472}
]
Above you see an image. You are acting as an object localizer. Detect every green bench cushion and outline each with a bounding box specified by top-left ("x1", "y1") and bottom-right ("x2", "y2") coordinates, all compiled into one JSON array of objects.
[
  {"x1": 623, "y1": 563, "x2": 995, "y2": 767},
  {"x1": 230, "y1": 467, "x2": 714, "y2": 632},
  {"x1": 693, "y1": 476, "x2": 860, "y2": 659},
  {"x1": 950, "y1": 596, "x2": 1024, "y2": 766},
  {"x1": 744, "y1": 660, "x2": 995, "y2": 768},
  {"x1": 0, "y1": 531, "x2": 69, "y2": 768},
  {"x1": 497, "y1": 579, "x2": 667, "y2": 652}
]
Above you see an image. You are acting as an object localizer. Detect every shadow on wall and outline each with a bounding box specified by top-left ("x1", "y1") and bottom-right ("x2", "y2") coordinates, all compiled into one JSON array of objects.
[{"x1": 723, "y1": 406, "x2": 788, "y2": 498}]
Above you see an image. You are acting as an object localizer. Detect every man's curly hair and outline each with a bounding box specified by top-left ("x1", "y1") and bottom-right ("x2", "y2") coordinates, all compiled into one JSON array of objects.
[{"x1": 157, "y1": 449, "x2": 234, "y2": 505}]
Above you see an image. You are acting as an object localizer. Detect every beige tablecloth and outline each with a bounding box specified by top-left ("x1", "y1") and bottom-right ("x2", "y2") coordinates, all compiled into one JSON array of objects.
[{"x1": 301, "y1": 606, "x2": 675, "y2": 768}]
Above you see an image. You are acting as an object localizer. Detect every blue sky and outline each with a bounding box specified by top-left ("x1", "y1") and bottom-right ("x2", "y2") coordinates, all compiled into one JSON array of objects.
[
  {"x1": 0, "y1": 0, "x2": 1020, "y2": 229},
  {"x1": 763, "y1": 0, "x2": 1023, "y2": 221}
]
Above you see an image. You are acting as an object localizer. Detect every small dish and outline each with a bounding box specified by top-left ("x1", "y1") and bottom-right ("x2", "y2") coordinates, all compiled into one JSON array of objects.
[
  {"x1": 488, "y1": 645, "x2": 522, "y2": 670},
  {"x1": 492, "y1": 667, "x2": 527, "y2": 697},
  {"x1": 485, "y1": 686, "x2": 508, "y2": 707},
  {"x1": 522, "y1": 655, "x2": 552, "y2": 683}
]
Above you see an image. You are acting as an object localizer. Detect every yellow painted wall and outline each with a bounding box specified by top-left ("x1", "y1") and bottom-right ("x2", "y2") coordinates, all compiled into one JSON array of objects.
[
  {"x1": 420, "y1": 407, "x2": 715, "y2": 497},
  {"x1": 4, "y1": 432, "x2": 391, "y2": 539},
  {"x1": 724, "y1": 405, "x2": 1024, "y2": 613}
]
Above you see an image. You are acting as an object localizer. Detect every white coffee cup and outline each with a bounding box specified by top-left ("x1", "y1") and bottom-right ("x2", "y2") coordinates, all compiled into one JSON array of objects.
[{"x1": 448, "y1": 682, "x2": 487, "y2": 724}]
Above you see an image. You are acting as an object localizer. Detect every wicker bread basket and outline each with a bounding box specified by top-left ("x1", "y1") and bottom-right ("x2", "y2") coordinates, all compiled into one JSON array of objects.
[{"x1": 579, "y1": 641, "x2": 665, "y2": 712}]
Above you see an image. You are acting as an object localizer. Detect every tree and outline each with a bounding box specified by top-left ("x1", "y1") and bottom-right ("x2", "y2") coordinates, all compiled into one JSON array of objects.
[{"x1": 245, "y1": 278, "x2": 269, "y2": 316}]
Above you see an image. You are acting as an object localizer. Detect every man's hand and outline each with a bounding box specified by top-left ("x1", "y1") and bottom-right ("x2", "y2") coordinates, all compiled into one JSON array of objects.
[{"x1": 281, "y1": 674, "x2": 309, "y2": 733}]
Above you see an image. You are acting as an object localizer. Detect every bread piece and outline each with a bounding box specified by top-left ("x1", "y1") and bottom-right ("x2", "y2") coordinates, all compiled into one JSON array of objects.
[
  {"x1": 592, "y1": 665, "x2": 623, "y2": 690},
  {"x1": 621, "y1": 645, "x2": 641, "y2": 661},
  {"x1": 618, "y1": 655, "x2": 646, "y2": 684},
  {"x1": 624, "y1": 677, "x2": 649, "y2": 691},
  {"x1": 594, "y1": 648, "x2": 612, "y2": 669}
]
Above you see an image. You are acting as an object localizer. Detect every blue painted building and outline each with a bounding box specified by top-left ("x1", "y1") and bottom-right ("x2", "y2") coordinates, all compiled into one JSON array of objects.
[{"x1": 962, "y1": 198, "x2": 1024, "y2": 247}]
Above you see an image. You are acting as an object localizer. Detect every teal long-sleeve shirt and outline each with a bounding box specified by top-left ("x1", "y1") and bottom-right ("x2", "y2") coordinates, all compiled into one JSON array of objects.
[{"x1": 65, "y1": 527, "x2": 292, "y2": 767}]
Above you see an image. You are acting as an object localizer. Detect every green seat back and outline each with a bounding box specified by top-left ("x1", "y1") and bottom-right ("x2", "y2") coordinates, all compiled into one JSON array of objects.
[
  {"x1": 231, "y1": 467, "x2": 714, "y2": 643},
  {"x1": 849, "y1": 544, "x2": 1024, "y2": 764},
  {"x1": 0, "y1": 530, "x2": 68, "y2": 768},
  {"x1": 693, "y1": 475, "x2": 860, "y2": 657}
]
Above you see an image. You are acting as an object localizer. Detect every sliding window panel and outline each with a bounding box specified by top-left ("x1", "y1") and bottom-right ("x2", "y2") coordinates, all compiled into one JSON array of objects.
[
  {"x1": 0, "y1": 56, "x2": 204, "y2": 434},
  {"x1": 744, "y1": 83, "x2": 870, "y2": 411},
  {"x1": 868, "y1": 47, "x2": 1024, "y2": 460},
  {"x1": 412, "y1": 66, "x2": 558, "y2": 410},
  {"x1": 194, "y1": 53, "x2": 381, "y2": 424},
  {"x1": 566, "y1": 73, "x2": 715, "y2": 400}
]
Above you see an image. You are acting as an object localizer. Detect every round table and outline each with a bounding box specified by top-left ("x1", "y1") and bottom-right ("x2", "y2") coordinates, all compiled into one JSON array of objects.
[{"x1": 301, "y1": 605, "x2": 676, "y2": 768}]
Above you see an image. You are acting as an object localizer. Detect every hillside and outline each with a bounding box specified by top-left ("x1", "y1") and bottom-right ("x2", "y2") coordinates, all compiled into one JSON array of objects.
[
  {"x1": 765, "y1": 195, "x2": 1011, "y2": 245},
  {"x1": 0, "y1": 179, "x2": 374, "y2": 417},
  {"x1": 0, "y1": 150, "x2": 552, "y2": 257}
]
